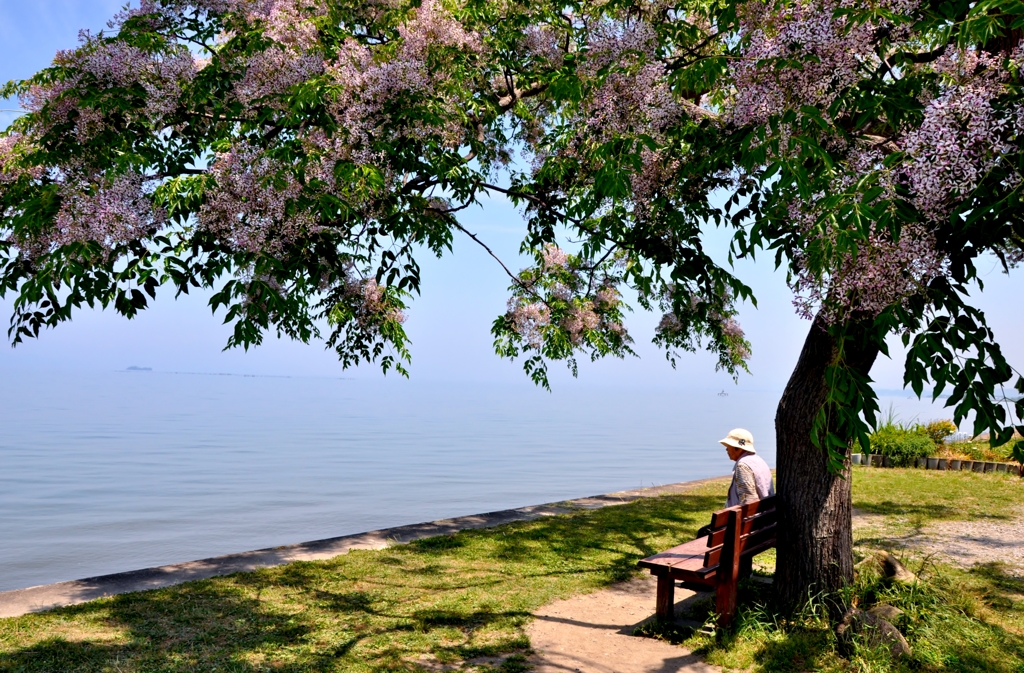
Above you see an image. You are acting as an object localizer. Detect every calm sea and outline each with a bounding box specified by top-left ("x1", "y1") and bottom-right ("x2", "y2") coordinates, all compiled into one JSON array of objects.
[{"x1": 0, "y1": 370, "x2": 949, "y2": 592}]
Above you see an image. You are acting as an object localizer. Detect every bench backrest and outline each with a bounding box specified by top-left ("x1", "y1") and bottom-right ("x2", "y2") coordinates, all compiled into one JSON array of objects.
[{"x1": 701, "y1": 495, "x2": 778, "y2": 569}]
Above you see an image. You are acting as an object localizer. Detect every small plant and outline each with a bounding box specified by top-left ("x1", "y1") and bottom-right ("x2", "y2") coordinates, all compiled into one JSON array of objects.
[
  {"x1": 920, "y1": 419, "x2": 957, "y2": 445},
  {"x1": 865, "y1": 407, "x2": 935, "y2": 466},
  {"x1": 869, "y1": 426, "x2": 934, "y2": 467}
]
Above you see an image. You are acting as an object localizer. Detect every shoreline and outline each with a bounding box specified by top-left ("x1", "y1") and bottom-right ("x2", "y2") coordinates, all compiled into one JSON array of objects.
[{"x1": 0, "y1": 475, "x2": 728, "y2": 619}]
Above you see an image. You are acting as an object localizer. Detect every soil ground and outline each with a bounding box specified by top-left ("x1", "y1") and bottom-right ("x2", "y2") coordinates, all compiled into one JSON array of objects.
[
  {"x1": 526, "y1": 575, "x2": 719, "y2": 673},
  {"x1": 524, "y1": 497, "x2": 1024, "y2": 673},
  {"x1": 853, "y1": 506, "x2": 1024, "y2": 575}
]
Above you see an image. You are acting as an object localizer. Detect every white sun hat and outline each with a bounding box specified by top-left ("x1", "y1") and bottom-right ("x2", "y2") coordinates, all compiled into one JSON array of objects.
[{"x1": 719, "y1": 428, "x2": 755, "y2": 454}]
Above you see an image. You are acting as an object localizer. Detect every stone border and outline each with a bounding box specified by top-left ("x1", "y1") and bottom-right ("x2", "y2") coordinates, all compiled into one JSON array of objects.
[
  {"x1": 852, "y1": 454, "x2": 1022, "y2": 475},
  {"x1": 0, "y1": 476, "x2": 728, "y2": 619}
]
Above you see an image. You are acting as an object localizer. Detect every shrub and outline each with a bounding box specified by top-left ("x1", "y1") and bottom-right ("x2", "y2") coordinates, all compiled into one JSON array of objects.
[
  {"x1": 869, "y1": 426, "x2": 935, "y2": 467},
  {"x1": 921, "y1": 419, "x2": 958, "y2": 444}
]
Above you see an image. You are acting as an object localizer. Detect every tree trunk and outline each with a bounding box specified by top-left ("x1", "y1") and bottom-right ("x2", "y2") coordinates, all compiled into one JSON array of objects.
[{"x1": 774, "y1": 314, "x2": 880, "y2": 613}]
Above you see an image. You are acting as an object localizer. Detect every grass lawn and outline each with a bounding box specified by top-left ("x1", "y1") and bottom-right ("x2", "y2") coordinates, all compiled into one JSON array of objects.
[
  {"x1": 0, "y1": 469, "x2": 1021, "y2": 672},
  {"x1": 678, "y1": 468, "x2": 1024, "y2": 673}
]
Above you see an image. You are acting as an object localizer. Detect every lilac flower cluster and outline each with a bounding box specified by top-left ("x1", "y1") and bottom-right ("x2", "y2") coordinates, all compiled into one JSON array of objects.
[
  {"x1": 562, "y1": 302, "x2": 601, "y2": 344},
  {"x1": 522, "y1": 25, "x2": 564, "y2": 66},
  {"x1": 0, "y1": 135, "x2": 44, "y2": 184},
  {"x1": 790, "y1": 221, "x2": 947, "y2": 322},
  {"x1": 22, "y1": 33, "x2": 198, "y2": 141},
  {"x1": 541, "y1": 18, "x2": 684, "y2": 216},
  {"x1": 729, "y1": 0, "x2": 917, "y2": 127},
  {"x1": 232, "y1": 0, "x2": 328, "y2": 105},
  {"x1": 904, "y1": 49, "x2": 1020, "y2": 221},
  {"x1": 201, "y1": 0, "x2": 483, "y2": 253},
  {"x1": 541, "y1": 243, "x2": 568, "y2": 269},
  {"x1": 504, "y1": 245, "x2": 627, "y2": 348},
  {"x1": 508, "y1": 301, "x2": 551, "y2": 347},
  {"x1": 44, "y1": 171, "x2": 167, "y2": 254},
  {"x1": 726, "y1": 1, "x2": 1022, "y2": 324},
  {"x1": 656, "y1": 289, "x2": 751, "y2": 365},
  {"x1": 199, "y1": 142, "x2": 320, "y2": 254},
  {"x1": 351, "y1": 277, "x2": 406, "y2": 325}
]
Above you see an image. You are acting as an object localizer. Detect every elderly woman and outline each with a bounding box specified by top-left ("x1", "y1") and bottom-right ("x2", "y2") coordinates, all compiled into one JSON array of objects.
[{"x1": 719, "y1": 428, "x2": 775, "y2": 507}]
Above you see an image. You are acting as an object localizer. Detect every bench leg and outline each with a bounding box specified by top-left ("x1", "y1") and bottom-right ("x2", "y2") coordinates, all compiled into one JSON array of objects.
[
  {"x1": 740, "y1": 555, "x2": 753, "y2": 579},
  {"x1": 715, "y1": 578, "x2": 737, "y2": 628},
  {"x1": 655, "y1": 573, "x2": 675, "y2": 621}
]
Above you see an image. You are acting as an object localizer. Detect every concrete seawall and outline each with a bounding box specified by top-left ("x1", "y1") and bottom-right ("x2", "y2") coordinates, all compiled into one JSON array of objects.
[{"x1": 0, "y1": 476, "x2": 727, "y2": 619}]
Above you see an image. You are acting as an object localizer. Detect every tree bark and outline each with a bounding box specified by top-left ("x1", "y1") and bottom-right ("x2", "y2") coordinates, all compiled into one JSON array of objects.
[{"x1": 774, "y1": 314, "x2": 880, "y2": 613}]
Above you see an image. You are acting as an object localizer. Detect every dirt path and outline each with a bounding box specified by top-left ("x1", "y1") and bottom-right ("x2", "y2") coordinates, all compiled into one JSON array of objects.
[
  {"x1": 526, "y1": 575, "x2": 718, "y2": 673},
  {"x1": 521, "y1": 505, "x2": 1024, "y2": 673},
  {"x1": 853, "y1": 507, "x2": 1024, "y2": 574}
]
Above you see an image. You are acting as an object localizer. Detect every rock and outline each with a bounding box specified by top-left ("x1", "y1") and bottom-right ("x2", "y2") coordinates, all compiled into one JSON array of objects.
[
  {"x1": 868, "y1": 604, "x2": 904, "y2": 622},
  {"x1": 880, "y1": 551, "x2": 918, "y2": 584},
  {"x1": 854, "y1": 550, "x2": 917, "y2": 583},
  {"x1": 836, "y1": 608, "x2": 912, "y2": 658}
]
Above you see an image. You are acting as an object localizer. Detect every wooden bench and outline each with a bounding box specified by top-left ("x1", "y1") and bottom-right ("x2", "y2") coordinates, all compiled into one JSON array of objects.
[{"x1": 637, "y1": 495, "x2": 778, "y2": 627}]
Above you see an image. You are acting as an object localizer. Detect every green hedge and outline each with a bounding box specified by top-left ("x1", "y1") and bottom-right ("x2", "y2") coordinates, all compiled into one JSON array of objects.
[{"x1": 869, "y1": 427, "x2": 935, "y2": 467}]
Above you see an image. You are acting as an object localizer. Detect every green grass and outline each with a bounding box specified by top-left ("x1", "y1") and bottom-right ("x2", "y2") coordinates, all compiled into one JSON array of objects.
[
  {"x1": 1, "y1": 469, "x2": 1021, "y2": 672},
  {"x1": 673, "y1": 559, "x2": 1024, "y2": 673},
  {"x1": 851, "y1": 466, "x2": 1022, "y2": 540},
  {"x1": 0, "y1": 483, "x2": 729, "y2": 672},
  {"x1": 675, "y1": 468, "x2": 1024, "y2": 673}
]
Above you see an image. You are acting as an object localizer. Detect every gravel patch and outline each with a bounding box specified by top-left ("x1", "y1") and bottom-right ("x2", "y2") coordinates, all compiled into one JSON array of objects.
[{"x1": 854, "y1": 507, "x2": 1024, "y2": 575}]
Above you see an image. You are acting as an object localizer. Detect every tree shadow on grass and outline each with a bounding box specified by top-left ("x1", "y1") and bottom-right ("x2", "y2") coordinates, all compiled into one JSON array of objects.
[
  {"x1": 853, "y1": 500, "x2": 1013, "y2": 523},
  {"x1": 0, "y1": 491, "x2": 727, "y2": 673},
  {"x1": 0, "y1": 583, "x2": 333, "y2": 673}
]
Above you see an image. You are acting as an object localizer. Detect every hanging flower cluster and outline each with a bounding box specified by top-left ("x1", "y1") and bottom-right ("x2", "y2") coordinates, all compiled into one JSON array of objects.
[
  {"x1": 726, "y1": 0, "x2": 1023, "y2": 323},
  {"x1": 495, "y1": 244, "x2": 632, "y2": 382}
]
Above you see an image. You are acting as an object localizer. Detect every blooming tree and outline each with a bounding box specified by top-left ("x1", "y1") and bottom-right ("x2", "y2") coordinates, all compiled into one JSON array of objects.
[{"x1": 1, "y1": 0, "x2": 1023, "y2": 613}]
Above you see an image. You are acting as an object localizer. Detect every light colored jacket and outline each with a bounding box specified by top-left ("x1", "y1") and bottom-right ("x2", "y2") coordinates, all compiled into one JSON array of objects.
[{"x1": 726, "y1": 453, "x2": 775, "y2": 508}]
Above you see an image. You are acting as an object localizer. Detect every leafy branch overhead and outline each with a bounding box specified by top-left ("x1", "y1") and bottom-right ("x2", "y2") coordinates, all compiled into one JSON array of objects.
[{"x1": 1, "y1": 0, "x2": 1022, "y2": 462}]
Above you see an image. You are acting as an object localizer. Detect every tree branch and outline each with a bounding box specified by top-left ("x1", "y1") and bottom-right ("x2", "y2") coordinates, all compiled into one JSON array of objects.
[{"x1": 450, "y1": 220, "x2": 536, "y2": 297}]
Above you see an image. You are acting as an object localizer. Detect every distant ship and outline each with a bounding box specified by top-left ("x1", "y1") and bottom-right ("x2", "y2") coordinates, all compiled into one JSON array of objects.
[
  {"x1": 125, "y1": 366, "x2": 153, "y2": 371},
  {"x1": 718, "y1": 390, "x2": 728, "y2": 397}
]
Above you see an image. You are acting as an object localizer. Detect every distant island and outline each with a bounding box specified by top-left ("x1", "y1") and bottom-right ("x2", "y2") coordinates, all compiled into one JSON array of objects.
[{"x1": 125, "y1": 366, "x2": 153, "y2": 371}]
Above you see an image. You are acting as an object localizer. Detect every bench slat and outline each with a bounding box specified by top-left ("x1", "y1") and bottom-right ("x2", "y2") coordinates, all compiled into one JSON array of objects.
[
  {"x1": 703, "y1": 523, "x2": 777, "y2": 568},
  {"x1": 705, "y1": 508, "x2": 778, "y2": 548},
  {"x1": 637, "y1": 536, "x2": 711, "y2": 573},
  {"x1": 707, "y1": 495, "x2": 777, "y2": 529}
]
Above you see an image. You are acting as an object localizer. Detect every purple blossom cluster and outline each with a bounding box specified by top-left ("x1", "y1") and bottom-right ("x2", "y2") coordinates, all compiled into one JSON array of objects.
[
  {"x1": 200, "y1": 142, "x2": 320, "y2": 253},
  {"x1": 726, "y1": 1, "x2": 1022, "y2": 323},
  {"x1": 581, "y1": 20, "x2": 679, "y2": 141},
  {"x1": 232, "y1": 0, "x2": 328, "y2": 104},
  {"x1": 656, "y1": 290, "x2": 751, "y2": 365},
  {"x1": 0, "y1": 135, "x2": 44, "y2": 184},
  {"x1": 312, "y1": 0, "x2": 483, "y2": 165},
  {"x1": 21, "y1": 32, "x2": 199, "y2": 143},
  {"x1": 562, "y1": 302, "x2": 600, "y2": 344},
  {"x1": 790, "y1": 221, "x2": 947, "y2": 322},
  {"x1": 541, "y1": 18, "x2": 685, "y2": 215},
  {"x1": 42, "y1": 171, "x2": 167, "y2": 254},
  {"x1": 198, "y1": 0, "x2": 483, "y2": 254},
  {"x1": 350, "y1": 277, "x2": 406, "y2": 325},
  {"x1": 729, "y1": 0, "x2": 917, "y2": 127},
  {"x1": 508, "y1": 301, "x2": 551, "y2": 347},
  {"x1": 521, "y1": 25, "x2": 564, "y2": 66},
  {"x1": 541, "y1": 243, "x2": 568, "y2": 269},
  {"x1": 904, "y1": 49, "x2": 1020, "y2": 221},
  {"x1": 504, "y1": 245, "x2": 627, "y2": 348},
  {"x1": 235, "y1": 47, "x2": 324, "y2": 105}
]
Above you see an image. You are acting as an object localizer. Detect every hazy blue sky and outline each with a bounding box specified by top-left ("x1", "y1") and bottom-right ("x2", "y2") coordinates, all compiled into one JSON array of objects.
[{"x1": 1, "y1": 1, "x2": 1021, "y2": 396}]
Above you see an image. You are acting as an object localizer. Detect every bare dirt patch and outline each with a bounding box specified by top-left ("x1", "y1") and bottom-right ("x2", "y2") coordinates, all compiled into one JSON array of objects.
[
  {"x1": 854, "y1": 507, "x2": 1024, "y2": 575},
  {"x1": 527, "y1": 575, "x2": 719, "y2": 673}
]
